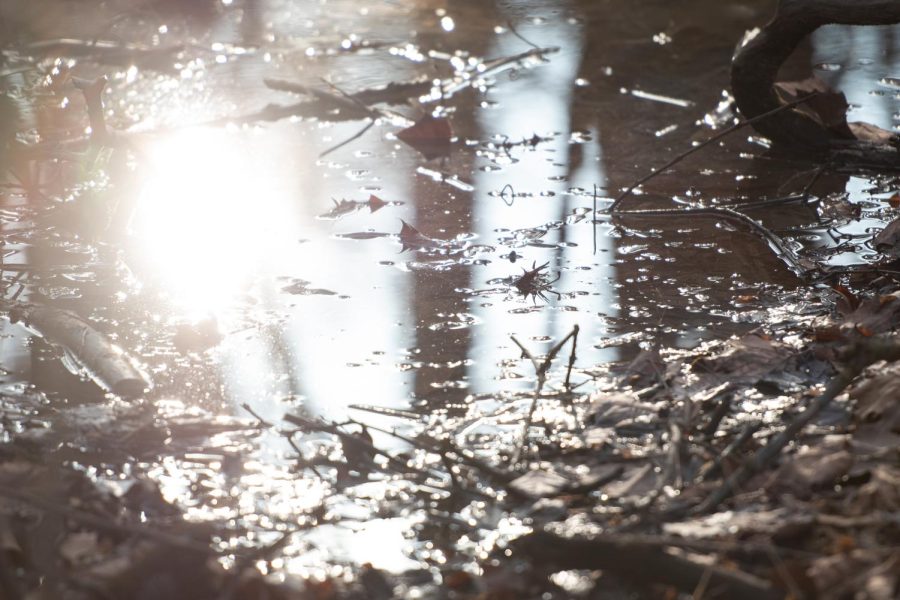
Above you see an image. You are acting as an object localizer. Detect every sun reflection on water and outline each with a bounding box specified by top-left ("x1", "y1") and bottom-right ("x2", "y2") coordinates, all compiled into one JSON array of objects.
[{"x1": 133, "y1": 127, "x2": 297, "y2": 318}]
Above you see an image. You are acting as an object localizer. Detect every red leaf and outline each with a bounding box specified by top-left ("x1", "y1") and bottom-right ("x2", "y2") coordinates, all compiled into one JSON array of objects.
[
  {"x1": 397, "y1": 114, "x2": 452, "y2": 143},
  {"x1": 367, "y1": 194, "x2": 387, "y2": 213},
  {"x1": 397, "y1": 115, "x2": 453, "y2": 157}
]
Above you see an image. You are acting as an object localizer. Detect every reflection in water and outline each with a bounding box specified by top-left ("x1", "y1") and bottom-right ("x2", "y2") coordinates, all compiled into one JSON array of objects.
[
  {"x1": 3, "y1": 0, "x2": 900, "y2": 578},
  {"x1": 470, "y1": 9, "x2": 617, "y2": 393}
]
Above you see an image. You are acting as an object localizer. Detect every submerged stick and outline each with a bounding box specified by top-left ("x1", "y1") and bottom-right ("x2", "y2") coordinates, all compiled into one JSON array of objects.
[
  {"x1": 611, "y1": 205, "x2": 810, "y2": 278},
  {"x1": 8, "y1": 303, "x2": 151, "y2": 398}
]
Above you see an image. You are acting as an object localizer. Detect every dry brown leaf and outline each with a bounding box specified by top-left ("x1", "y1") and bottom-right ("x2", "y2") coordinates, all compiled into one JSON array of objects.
[
  {"x1": 59, "y1": 531, "x2": 101, "y2": 565},
  {"x1": 367, "y1": 194, "x2": 387, "y2": 212},
  {"x1": 840, "y1": 294, "x2": 900, "y2": 336},
  {"x1": 619, "y1": 348, "x2": 666, "y2": 389},
  {"x1": 774, "y1": 438, "x2": 854, "y2": 498},
  {"x1": 397, "y1": 114, "x2": 453, "y2": 157},
  {"x1": 873, "y1": 217, "x2": 900, "y2": 259},
  {"x1": 807, "y1": 550, "x2": 899, "y2": 600},
  {"x1": 850, "y1": 362, "x2": 900, "y2": 445},
  {"x1": 509, "y1": 470, "x2": 571, "y2": 498},
  {"x1": 775, "y1": 76, "x2": 853, "y2": 137},
  {"x1": 586, "y1": 392, "x2": 656, "y2": 429},
  {"x1": 693, "y1": 335, "x2": 792, "y2": 383},
  {"x1": 851, "y1": 465, "x2": 900, "y2": 514},
  {"x1": 397, "y1": 114, "x2": 452, "y2": 143}
]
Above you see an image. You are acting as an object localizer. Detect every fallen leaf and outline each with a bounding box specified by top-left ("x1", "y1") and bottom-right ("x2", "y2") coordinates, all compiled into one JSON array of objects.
[
  {"x1": 806, "y1": 549, "x2": 898, "y2": 600},
  {"x1": 586, "y1": 392, "x2": 656, "y2": 430},
  {"x1": 367, "y1": 194, "x2": 387, "y2": 212},
  {"x1": 397, "y1": 114, "x2": 453, "y2": 157},
  {"x1": 832, "y1": 284, "x2": 860, "y2": 312},
  {"x1": 281, "y1": 279, "x2": 337, "y2": 296},
  {"x1": 509, "y1": 470, "x2": 571, "y2": 498},
  {"x1": 774, "y1": 437, "x2": 854, "y2": 498},
  {"x1": 850, "y1": 362, "x2": 900, "y2": 443},
  {"x1": 443, "y1": 569, "x2": 475, "y2": 590},
  {"x1": 852, "y1": 465, "x2": 900, "y2": 514},
  {"x1": 173, "y1": 317, "x2": 222, "y2": 354},
  {"x1": 775, "y1": 76, "x2": 853, "y2": 138},
  {"x1": 397, "y1": 114, "x2": 452, "y2": 143},
  {"x1": 617, "y1": 348, "x2": 666, "y2": 389},
  {"x1": 398, "y1": 219, "x2": 449, "y2": 252},
  {"x1": 873, "y1": 217, "x2": 900, "y2": 259},
  {"x1": 840, "y1": 294, "x2": 900, "y2": 336},
  {"x1": 693, "y1": 335, "x2": 793, "y2": 383}
]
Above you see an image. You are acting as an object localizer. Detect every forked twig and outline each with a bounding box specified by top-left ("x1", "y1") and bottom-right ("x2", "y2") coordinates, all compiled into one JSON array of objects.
[{"x1": 510, "y1": 325, "x2": 580, "y2": 465}]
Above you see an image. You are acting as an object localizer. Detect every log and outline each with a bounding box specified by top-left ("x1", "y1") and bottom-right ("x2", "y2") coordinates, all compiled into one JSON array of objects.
[
  {"x1": 731, "y1": 0, "x2": 900, "y2": 162},
  {"x1": 8, "y1": 303, "x2": 151, "y2": 399}
]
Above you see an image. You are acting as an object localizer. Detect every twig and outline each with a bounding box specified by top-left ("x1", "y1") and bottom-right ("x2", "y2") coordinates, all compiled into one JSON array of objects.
[
  {"x1": 283, "y1": 413, "x2": 412, "y2": 474},
  {"x1": 350, "y1": 419, "x2": 514, "y2": 488},
  {"x1": 608, "y1": 93, "x2": 821, "y2": 212},
  {"x1": 510, "y1": 335, "x2": 541, "y2": 375},
  {"x1": 697, "y1": 421, "x2": 761, "y2": 483},
  {"x1": 506, "y1": 20, "x2": 541, "y2": 50},
  {"x1": 800, "y1": 164, "x2": 826, "y2": 201},
  {"x1": 440, "y1": 45, "x2": 559, "y2": 99},
  {"x1": 264, "y1": 78, "x2": 375, "y2": 118},
  {"x1": 592, "y1": 183, "x2": 598, "y2": 255},
  {"x1": 240, "y1": 403, "x2": 273, "y2": 428},
  {"x1": 564, "y1": 325, "x2": 579, "y2": 389},
  {"x1": 499, "y1": 183, "x2": 515, "y2": 206},
  {"x1": 319, "y1": 120, "x2": 374, "y2": 158}
]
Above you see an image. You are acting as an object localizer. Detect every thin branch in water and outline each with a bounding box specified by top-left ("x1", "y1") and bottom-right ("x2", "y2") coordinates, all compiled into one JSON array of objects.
[
  {"x1": 564, "y1": 324, "x2": 579, "y2": 389},
  {"x1": 506, "y1": 20, "x2": 541, "y2": 50},
  {"x1": 592, "y1": 183, "x2": 598, "y2": 255},
  {"x1": 499, "y1": 183, "x2": 515, "y2": 206},
  {"x1": 608, "y1": 92, "x2": 821, "y2": 212},
  {"x1": 800, "y1": 164, "x2": 826, "y2": 202},
  {"x1": 511, "y1": 334, "x2": 542, "y2": 375},
  {"x1": 611, "y1": 205, "x2": 811, "y2": 278},
  {"x1": 319, "y1": 120, "x2": 374, "y2": 158},
  {"x1": 240, "y1": 402, "x2": 273, "y2": 428}
]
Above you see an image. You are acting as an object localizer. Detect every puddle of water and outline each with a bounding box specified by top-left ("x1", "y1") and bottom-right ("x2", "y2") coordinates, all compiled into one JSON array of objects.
[{"x1": 2, "y1": 0, "x2": 900, "y2": 580}]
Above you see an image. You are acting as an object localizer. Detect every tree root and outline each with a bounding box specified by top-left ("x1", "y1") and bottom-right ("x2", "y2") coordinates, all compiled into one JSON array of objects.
[{"x1": 732, "y1": 0, "x2": 900, "y2": 166}]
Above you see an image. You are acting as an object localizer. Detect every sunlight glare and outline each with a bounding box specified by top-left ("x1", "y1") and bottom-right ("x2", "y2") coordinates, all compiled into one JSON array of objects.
[{"x1": 133, "y1": 128, "x2": 293, "y2": 318}]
